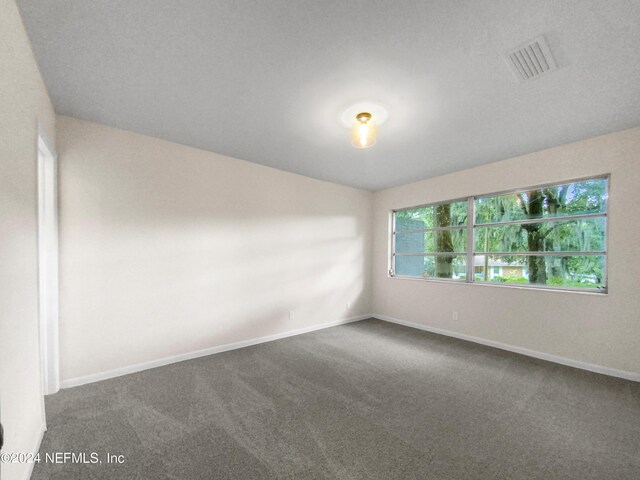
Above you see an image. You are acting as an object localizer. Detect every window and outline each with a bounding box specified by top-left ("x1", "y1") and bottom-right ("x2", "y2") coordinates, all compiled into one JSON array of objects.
[
  {"x1": 394, "y1": 200, "x2": 468, "y2": 280},
  {"x1": 391, "y1": 176, "x2": 608, "y2": 292}
]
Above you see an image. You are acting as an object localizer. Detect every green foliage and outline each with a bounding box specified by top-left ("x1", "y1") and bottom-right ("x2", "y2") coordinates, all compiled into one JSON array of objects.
[
  {"x1": 474, "y1": 179, "x2": 607, "y2": 287},
  {"x1": 395, "y1": 201, "x2": 468, "y2": 230},
  {"x1": 488, "y1": 275, "x2": 600, "y2": 289},
  {"x1": 491, "y1": 276, "x2": 528, "y2": 284},
  {"x1": 547, "y1": 277, "x2": 599, "y2": 289},
  {"x1": 395, "y1": 179, "x2": 607, "y2": 288},
  {"x1": 475, "y1": 179, "x2": 606, "y2": 224}
]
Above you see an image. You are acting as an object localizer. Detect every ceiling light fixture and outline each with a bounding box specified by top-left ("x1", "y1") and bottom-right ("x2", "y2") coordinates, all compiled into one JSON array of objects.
[
  {"x1": 352, "y1": 112, "x2": 376, "y2": 149},
  {"x1": 341, "y1": 102, "x2": 388, "y2": 150}
]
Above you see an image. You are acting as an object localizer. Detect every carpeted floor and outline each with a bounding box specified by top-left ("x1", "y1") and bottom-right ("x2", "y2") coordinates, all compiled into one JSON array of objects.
[{"x1": 32, "y1": 318, "x2": 640, "y2": 479}]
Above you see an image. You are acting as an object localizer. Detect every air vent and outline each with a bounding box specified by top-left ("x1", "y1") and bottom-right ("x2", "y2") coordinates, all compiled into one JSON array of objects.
[{"x1": 504, "y1": 35, "x2": 557, "y2": 82}]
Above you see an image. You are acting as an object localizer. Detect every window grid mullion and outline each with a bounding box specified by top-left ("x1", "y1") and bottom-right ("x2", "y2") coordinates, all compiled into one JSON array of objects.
[
  {"x1": 394, "y1": 224, "x2": 467, "y2": 234},
  {"x1": 472, "y1": 251, "x2": 606, "y2": 257},
  {"x1": 473, "y1": 211, "x2": 606, "y2": 229},
  {"x1": 394, "y1": 252, "x2": 467, "y2": 257},
  {"x1": 467, "y1": 197, "x2": 475, "y2": 283}
]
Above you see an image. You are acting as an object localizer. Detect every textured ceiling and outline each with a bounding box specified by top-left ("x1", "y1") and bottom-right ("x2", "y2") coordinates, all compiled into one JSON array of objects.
[{"x1": 17, "y1": 0, "x2": 640, "y2": 190}]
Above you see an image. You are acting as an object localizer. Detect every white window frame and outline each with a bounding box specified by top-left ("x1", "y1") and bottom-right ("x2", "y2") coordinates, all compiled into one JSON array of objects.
[
  {"x1": 389, "y1": 175, "x2": 609, "y2": 294},
  {"x1": 392, "y1": 196, "x2": 469, "y2": 282}
]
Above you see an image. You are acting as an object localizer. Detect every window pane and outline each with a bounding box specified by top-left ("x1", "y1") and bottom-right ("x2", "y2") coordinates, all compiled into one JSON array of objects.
[
  {"x1": 395, "y1": 200, "x2": 468, "y2": 231},
  {"x1": 395, "y1": 255, "x2": 426, "y2": 278},
  {"x1": 395, "y1": 207, "x2": 433, "y2": 231},
  {"x1": 474, "y1": 255, "x2": 605, "y2": 289},
  {"x1": 474, "y1": 218, "x2": 606, "y2": 253},
  {"x1": 436, "y1": 229, "x2": 467, "y2": 253},
  {"x1": 395, "y1": 255, "x2": 467, "y2": 280},
  {"x1": 396, "y1": 229, "x2": 466, "y2": 254},
  {"x1": 395, "y1": 231, "x2": 435, "y2": 253},
  {"x1": 435, "y1": 201, "x2": 468, "y2": 227},
  {"x1": 475, "y1": 178, "x2": 607, "y2": 224}
]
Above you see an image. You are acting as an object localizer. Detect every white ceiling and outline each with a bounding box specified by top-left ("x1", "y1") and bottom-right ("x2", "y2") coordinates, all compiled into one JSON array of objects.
[{"x1": 17, "y1": 0, "x2": 640, "y2": 191}]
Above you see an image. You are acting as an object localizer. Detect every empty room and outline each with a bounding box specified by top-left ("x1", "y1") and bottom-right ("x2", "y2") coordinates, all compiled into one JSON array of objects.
[{"x1": 2, "y1": 0, "x2": 640, "y2": 479}]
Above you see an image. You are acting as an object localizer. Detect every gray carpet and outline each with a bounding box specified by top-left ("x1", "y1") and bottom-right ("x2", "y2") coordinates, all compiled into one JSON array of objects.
[{"x1": 32, "y1": 318, "x2": 640, "y2": 479}]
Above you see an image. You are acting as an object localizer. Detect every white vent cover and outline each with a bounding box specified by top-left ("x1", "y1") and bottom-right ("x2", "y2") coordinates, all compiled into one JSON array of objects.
[{"x1": 504, "y1": 35, "x2": 557, "y2": 81}]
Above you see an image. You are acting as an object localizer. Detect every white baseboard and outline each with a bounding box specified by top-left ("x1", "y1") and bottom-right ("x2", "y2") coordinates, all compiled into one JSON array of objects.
[
  {"x1": 59, "y1": 312, "x2": 639, "y2": 388},
  {"x1": 60, "y1": 314, "x2": 372, "y2": 389},
  {"x1": 373, "y1": 314, "x2": 640, "y2": 383}
]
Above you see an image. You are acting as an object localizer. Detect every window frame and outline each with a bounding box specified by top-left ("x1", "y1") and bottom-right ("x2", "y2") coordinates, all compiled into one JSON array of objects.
[
  {"x1": 392, "y1": 196, "x2": 470, "y2": 282},
  {"x1": 390, "y1": 175, "x2": 610, "y2": 294}
]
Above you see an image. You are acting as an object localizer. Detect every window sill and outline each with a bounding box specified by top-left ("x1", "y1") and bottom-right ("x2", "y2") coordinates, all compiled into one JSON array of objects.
[{"x1": 387, "y1": 275, "x2": 608, "y2": 295}]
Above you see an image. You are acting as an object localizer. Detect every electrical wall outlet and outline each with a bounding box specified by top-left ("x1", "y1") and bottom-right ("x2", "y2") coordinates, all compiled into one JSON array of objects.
[
  {"x1": 452, "y1": 311, "x2": 459, "y2": 321},
  {"x1": 346, "y1": 302, "x2": 351, "y2": 311},
  {"x1": 289, "y1": 311, "x2": 294, "y2": 321}
]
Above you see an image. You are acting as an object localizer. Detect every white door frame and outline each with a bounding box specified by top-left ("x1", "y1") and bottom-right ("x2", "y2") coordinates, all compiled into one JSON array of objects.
[{"x1": 37, "y1": 123, "x2": 60, "y2": 396}]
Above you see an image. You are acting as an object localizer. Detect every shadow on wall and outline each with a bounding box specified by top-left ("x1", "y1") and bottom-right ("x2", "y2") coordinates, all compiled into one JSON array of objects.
[
  {"x1": 60, "y1": 211, "x2": 369, "y2": 380},
  {"x1": 57, "y1": 119, "x2": 373, "y2": 381}
]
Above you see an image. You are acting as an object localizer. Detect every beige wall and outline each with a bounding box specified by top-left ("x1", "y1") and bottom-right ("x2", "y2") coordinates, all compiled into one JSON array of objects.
[
  {"x1": 373, "y1": 127, "x2": 640, "y2": 374},
  {"x1": 0, "y1": 1, "x2": 56, "y2": 479},
  {"x1": 57, "y1": 115, "x2": 372, "y2": 382}
]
